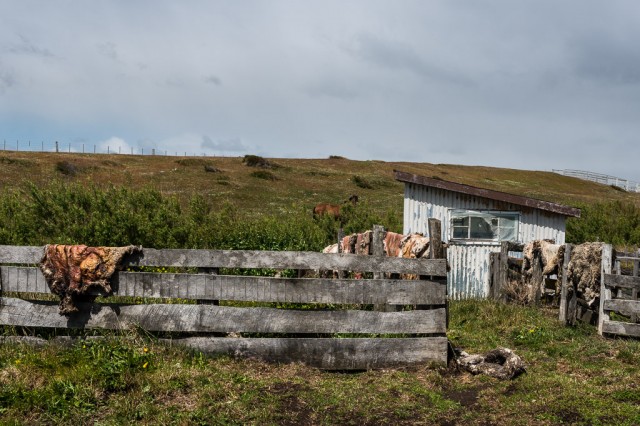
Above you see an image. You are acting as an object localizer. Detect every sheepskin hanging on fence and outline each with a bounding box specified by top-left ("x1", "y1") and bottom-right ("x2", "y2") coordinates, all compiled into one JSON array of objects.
[
  {"x1": 39, "y1": 244, "x2": 139, "y2": 316},
  {"x1": 566, "y1": 242, "x2": 604, "y2": 308}
]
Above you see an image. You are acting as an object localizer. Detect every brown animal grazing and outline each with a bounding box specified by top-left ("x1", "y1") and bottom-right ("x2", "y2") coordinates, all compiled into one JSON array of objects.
[{"x1": 313, "y1": 195, "x2": 358, "y2": 219}]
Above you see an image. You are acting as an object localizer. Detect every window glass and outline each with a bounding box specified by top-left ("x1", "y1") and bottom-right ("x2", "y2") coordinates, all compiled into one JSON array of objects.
[{"x1": 450, "y1": 210, "x2": 518, "y2": 242}]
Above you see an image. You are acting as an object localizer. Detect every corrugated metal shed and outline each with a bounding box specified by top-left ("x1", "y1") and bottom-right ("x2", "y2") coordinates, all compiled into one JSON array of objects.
[{"x1": 395, "y1": 171, "x2": 580, "y2": 299}]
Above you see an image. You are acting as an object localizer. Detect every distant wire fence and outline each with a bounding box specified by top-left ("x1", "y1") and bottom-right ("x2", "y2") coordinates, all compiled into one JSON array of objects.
[
  {"x1": 553, "y1": 169, "x2": 640, "y2": 193},
  {"x1": 1, "y1": 139, "x2": 225, "y2": 157}
]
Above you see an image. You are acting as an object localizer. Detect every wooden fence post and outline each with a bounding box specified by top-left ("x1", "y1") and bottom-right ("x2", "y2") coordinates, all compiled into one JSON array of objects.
[
  {"x1": 497, "y1": 241, "x2": 509, "y2": 302},
  {"x1": 372, "y1": 225, "x2": 395, "y2": 312},
  {"x1": 427, "y1": 219, "x2": 447, "y2": 326},
  {"x1": 337, "y1": 228, "x2": 345, "y2": 279},
  {"x1": 598, "y1": 244, "x2": 613, "y2": 335},
  {"x1": 632, "y1": 252, "x2": 639, "y2": 323},
  {"x1": 428, "y1": 219, "x2": 444, "y2": 260},
  {"x1": 559, "y1": 244, "x2": 572, "y2": 324}
]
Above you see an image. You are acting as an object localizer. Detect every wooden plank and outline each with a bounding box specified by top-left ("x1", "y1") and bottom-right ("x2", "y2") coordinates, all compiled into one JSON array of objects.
[
  {"x1": 604, "y1": 274, "x2": 640, "y2": 291},
  {"x1": 128, "y1": 249, "x2": 448, "y2": 276},
  {"x1": 603, "y1": 299, "x2": 640, "y2": 317},
  {"x1": 598, "y1": 244, "x2": 613, "y2": 335},
  {"x1": 601, "y1": 321, "x2": 640, "y2": 338},
  {"x1": 559, "y1": 244, "x2": 572, "y2": 323},
  {"x1": 164, "y1": 337, "x2": 449, "y2": 369},
  {"x1": 0, "y1": 246, "x2": 447, "y2": 276},
  {"x1": 0, "y1": 245, "x2": 43, "y2": 264},
  {"x1": 0, "y1": 267, "x2": 446, "y2": 305},
  {"x1": 0, "y1": 297, "x2": 447, "y2": 334},
  {"x1": 0, "y1": 335, "x2": 448, "y2": 369}
]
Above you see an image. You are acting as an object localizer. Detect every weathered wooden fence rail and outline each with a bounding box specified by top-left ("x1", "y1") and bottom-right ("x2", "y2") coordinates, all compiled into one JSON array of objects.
[
  {"x1": 0, "y1": 245, "x2": 448, "y2": 369},
  {"x1": 599, "y1": 246, "x2": 640, "y2": 337}
]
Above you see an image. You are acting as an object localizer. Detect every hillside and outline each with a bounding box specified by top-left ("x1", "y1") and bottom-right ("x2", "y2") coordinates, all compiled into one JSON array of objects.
[{"x1": 1, "y1": 151, "x2": 638, "y2": 216}]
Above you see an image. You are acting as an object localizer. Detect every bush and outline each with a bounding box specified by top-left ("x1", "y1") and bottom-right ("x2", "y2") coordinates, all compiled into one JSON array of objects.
[
  {"x1": 55, "y1": 161, "x2": 80, "y2": 176},
  {"x1": 250, "y1": 170, "x2": 278, "y2": 181},
  {"x1": 566, "y1": 201, "x2": 640, "y2": 246},
  {"x1": 242, "y1": 155, "x2": 279, "y2": 169},
  {"x1": 175, "y1": 159, "x2": 212, "y2": 167},
  {"x1": 352, "y1": 175, "x2": 373, "y2": 189}
]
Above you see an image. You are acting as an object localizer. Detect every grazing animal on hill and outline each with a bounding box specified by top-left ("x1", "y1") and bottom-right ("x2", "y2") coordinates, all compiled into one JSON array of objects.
[{"x1": 313, "y1": 195, "x2": 359, "y2": 219}]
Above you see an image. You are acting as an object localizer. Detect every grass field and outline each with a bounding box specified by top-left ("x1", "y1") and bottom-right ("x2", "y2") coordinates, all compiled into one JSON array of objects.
[{"x1": 1, "y1": 301, "x2": 639, "y2": 425}]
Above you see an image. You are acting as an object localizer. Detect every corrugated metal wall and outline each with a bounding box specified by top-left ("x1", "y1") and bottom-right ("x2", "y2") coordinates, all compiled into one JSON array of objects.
[{"x1": 403, "y1": 183, "x2": 568, "y2": 299}]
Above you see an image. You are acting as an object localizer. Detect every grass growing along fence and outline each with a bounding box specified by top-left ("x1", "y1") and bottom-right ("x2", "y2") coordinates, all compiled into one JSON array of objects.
[{"x1": 1, "y1": 300, "x2": 639, "y2": 424}]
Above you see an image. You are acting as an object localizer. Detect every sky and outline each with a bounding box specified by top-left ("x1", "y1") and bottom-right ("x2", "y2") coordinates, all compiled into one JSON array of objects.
[{"x1": 1, "y1": 1, "x2": 640, "y2": 181}]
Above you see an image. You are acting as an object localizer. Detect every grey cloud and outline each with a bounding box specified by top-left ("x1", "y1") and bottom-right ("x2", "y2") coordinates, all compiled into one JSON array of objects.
[
  {"x1": 7, "y1": 34, "x2": 54, "y2": 58},
  {"x1": 305, "y1": 79, "x2": 358, "y2": 100},
  {"x1": 201, "y1": 136, "x2": 246, "y2": 152},
  {"x1": 0, "y1": 70, "x2": 16, "y2": 93},
  {"x1": 347, "y1": 34, "x2": 473, "y2": 87},
  {"x1": 97, "y1": 42, "x2": 119, "y2": 61},
  {"x1": 571, "y1": 33, "x2": 640, "y2": 85},
  {"x1": 204, "y1": 75, "x2": 222, "y2": 86}
]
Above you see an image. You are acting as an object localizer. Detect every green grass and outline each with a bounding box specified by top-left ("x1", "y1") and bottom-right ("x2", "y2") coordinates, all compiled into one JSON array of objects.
[{"x1": 1, "y1": 301, "x2": 639, "y2": 425}]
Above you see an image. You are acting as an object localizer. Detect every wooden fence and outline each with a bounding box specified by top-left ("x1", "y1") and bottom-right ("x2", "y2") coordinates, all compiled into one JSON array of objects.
[
  {"x1": 0, "y1": 243, "x2": 449, "y2": 370},
  {"x1": 599, "y1": 246, "x2": 640, "y2": 337}
]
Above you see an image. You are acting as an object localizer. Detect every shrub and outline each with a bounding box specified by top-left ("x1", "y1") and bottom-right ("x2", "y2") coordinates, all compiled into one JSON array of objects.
[
  {"x1": 242, "y1": 155, "x2": 279, "y2": 169},
  {"x1": 0, "y1": 156, "x2": 32, "y2": 166},
  {"x1": 55, "y1": 161, "x2": 80, "y2": 176},
  {"x1": 328, "y1": 155, "x2": 346, "y2": 160},
  {"x1": 250, "y1": 170, "x2": 278, "y2": 181},
  {"x1": 566, "y1": 201, "x2": 640, "y2": 246},
  {"x1": 175, "y1": 159, "x2": 212, "y2": 167},
  {"x1": 352, "y1": 175, "x2": 373, "y2": 189}
]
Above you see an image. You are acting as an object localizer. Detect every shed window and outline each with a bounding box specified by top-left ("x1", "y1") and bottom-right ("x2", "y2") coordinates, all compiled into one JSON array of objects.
[{"x1": 450, "y1": 210, "x2": 518, "y2": 241}]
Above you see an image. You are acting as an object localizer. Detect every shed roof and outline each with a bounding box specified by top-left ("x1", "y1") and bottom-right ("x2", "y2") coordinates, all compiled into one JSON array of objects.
[{"x1": 394, "y1": 170, "x2": 581, "y2": 218}]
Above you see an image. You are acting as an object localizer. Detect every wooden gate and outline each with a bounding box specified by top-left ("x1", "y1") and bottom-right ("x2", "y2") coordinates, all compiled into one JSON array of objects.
[
  {"x1": 599, "y1": 245, "x2": 640, "y2": 337},
  {"x1": 0, "y1": 245, "x2": 448, "y2": 369}
]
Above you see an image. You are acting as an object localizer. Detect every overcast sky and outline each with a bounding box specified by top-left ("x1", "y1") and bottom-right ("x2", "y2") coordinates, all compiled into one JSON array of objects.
[{"x1": 2, "y1": 1, "x2": 640, "y2": 180}]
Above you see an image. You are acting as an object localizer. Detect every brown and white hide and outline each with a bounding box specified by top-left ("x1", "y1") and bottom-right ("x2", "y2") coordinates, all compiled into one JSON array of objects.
[
  {"x1": 522, "y1": 240, "x2": 563, "y2": 277},
  {"x1": 383, "y1": 232, "x2": 405, "y2": 257}
]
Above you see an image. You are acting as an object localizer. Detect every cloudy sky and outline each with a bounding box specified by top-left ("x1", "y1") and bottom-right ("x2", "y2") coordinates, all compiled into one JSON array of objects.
[{"x1": 2, "y1": 1, "x2": 640, "y2": 180}]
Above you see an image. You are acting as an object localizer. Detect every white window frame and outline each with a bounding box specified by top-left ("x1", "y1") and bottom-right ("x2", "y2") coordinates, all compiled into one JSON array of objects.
[{"x1": 449, "y1": 209, "x2": 520, "y2": 243}]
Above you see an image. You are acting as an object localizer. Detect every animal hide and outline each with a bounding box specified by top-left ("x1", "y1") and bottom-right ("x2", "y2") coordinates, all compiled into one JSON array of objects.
[
  {"x1": 39, "y1": 244, "x2": 139, "y2": 316},
  {"x1": 456, "y1": 347, "x2": 526, "y2": 380}
]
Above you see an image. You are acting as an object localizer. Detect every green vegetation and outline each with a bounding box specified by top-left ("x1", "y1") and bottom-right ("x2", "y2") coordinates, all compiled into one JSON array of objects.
[
  {"x1": 1, "y1": 301, "x2": 638, "y2": 424},
  {"x1": 567, "y1": 201, "x2": 640, "y2": 247},
  {"x1": 1, "y1": 152, "x2": 640, "y2": 423},
  {"x1": 0, "y1": 181, "x2": 401, "y2": 250}
]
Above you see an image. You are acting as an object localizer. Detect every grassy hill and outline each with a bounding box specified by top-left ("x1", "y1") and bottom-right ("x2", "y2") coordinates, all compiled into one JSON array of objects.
[
  {"x1": 1, "y1": 151, "x2": 640, "y2": 424},
  {"x1": 1, "y1": 151, "x2": 639, "y2": 216}
]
